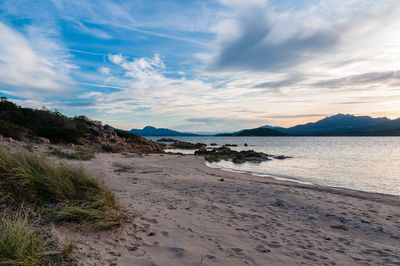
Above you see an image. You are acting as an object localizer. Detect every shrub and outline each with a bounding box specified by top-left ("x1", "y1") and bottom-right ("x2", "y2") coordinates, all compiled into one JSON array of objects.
[
  {"x1": 115, "y1": 129, "x2": 138, "y2": 139},
  {"x1": 0, "y1": 119, "x2": 27, "y2": 140},
  {"x1": 101, "y1": 144, "x2": 113, "y2": 152}
]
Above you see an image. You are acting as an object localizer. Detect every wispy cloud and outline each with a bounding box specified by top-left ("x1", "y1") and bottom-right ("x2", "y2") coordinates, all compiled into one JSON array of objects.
[
  {"x1": 1, "y1": 0, "x2": 400, "y2": 131},
  {"x1": 0, "y1": 22, "x2": 73, "y2": 97}
]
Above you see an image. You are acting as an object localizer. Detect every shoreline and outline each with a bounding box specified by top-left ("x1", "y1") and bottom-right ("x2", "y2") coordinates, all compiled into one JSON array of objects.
[
  {"x1": 61, "y1": 152, "x2": 399, "y2": 265},
  {"x1": 204, "y1": 158, "x2": 400, "y2": 201}
]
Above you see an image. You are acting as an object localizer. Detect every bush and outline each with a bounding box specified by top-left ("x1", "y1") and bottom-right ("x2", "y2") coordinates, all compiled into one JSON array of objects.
[
  {"x1": 0, "y1": 119, "x2": 27, "y2": 140},
  {"x1": 101, "y1": 144, "x2": 113, "y2": 152},
  {"x1": 0, "y1": 100, "x2": 88, "y2": 143},
  {"x1": 0, "y1": 146, "x2": 122, "y2": 230},
  {"x1": 115, "y1": 129, "x2": 138, "y2": 139}
]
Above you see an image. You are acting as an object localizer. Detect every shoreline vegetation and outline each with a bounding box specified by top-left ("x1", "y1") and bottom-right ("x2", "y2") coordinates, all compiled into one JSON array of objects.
[{"x1": 0, "y1": 145, "x2": 123, "y2": 264}]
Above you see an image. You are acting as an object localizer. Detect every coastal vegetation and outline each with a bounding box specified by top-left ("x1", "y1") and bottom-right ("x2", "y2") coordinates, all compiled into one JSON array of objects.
[
  {"x1": 0, "y1": 145, "x2": 123, "y2": 264},
  {"x1": 0, "y1": 212, "x2": 47, "y2": 265},
  {"x1": 0, "y1": 145, "x2": 122, "y2": 229},
  {"x1": 0, "y1": 98, "x2": 164, "y2": 153},
  {"x1": 50, "y1": 146, "x2": 95, "y2": 161}
]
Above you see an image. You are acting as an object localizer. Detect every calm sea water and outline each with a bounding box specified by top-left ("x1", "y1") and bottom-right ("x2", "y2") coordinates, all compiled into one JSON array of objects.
[{"x1": 147, "y1": 136, "x2": 400, "y2": 196}]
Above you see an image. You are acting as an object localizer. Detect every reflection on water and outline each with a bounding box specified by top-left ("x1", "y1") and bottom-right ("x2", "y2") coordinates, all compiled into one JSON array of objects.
[{"x1": 148, "y1": 136, "x2": 400, "y2": 196}]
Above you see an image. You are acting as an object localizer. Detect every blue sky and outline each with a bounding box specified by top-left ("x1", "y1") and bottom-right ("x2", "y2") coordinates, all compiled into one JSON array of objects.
[{"x1": 0, "y1": 0, "x2": 400, "y2": 132}]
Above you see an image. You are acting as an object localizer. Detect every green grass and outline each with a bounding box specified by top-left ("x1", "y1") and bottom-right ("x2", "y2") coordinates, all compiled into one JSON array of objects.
[
  {"x1": 51, "y1": 147, "x2": 95, "y2": 161},
  {"x1": 0, "y1": 145, "x2": 123, "y2": 230},
  {"x1": 0, "y1": 212, "x2": 46, "y2": 265},
  {"x1": 62, "y1": 239, "x2": 79, "y2": 259}
]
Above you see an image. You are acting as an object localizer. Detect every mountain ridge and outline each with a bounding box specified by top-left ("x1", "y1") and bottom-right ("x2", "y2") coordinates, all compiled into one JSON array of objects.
[
  {"x1": 124, "y1": 114, "x2": 400, "y2": 137},
  {"x1": 222, "y1": 114, "x2": 400, "y2": 136},
  {"x1": 128, "y1": 126, "x2": 198, "y2": 136}
]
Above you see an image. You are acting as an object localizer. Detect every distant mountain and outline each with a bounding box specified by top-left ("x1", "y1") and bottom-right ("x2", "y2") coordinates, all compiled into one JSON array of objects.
[
  {"x1": 216, "y1": 127, "x2": 287, "y2": 136},
  {"x1": 128, "y1": 126, "x2": 198, "y2": 136},
  {"x1": 278, "y1": 114, "x2": 391, "y2": 135},
  {"x1": 222, "y1": 114, "x2": 400, "y2": 136}
]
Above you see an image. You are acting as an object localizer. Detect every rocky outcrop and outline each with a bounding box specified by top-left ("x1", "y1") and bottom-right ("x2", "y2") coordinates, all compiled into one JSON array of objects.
[
  {"x1": 167, "y1": 141, "x2": 206, "y2": 150},
  {"x1": 194, "y1": 146, "x2": 291, "y2": 163},
  {"x1": 75, "y1": 122, "x2": 164, "y2": 153},
  {"x1": 157, "y1": 138, "x2": 178, "y2": 142}
]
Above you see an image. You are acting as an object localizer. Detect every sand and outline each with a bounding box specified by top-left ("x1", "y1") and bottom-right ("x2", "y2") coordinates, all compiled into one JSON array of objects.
[{"x1": 55, "y1": 152, "x2": 400, "y2": 265}]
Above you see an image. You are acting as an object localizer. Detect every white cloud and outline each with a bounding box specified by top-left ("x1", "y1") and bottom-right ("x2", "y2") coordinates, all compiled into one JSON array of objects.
[
  {"x1": 0, "y1": 22, "x2": 73, "y2": 97},
  {"x1": 75, "y1": 22, "x2": 113, "y2": 39},
  {"x1": 98, "y1": 67, "x2": 110, "y2": 75}
]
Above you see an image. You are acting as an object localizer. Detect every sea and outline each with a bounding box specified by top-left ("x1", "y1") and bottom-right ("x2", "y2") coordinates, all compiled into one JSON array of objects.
[{"x1": 146, "y1": 136, "x2": 400, "y2": 196}]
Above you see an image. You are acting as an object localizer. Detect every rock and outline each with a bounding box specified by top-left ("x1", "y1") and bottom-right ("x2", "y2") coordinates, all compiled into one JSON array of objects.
[
  {"x1": 6, "y1": 137, "x2": 15, "y2": 143},
  {"x1": 273, "y1": 155, "x2": 292, "y2": 160},
  {"x1": 210, "y1": 143, "x2": 218, "y2": 146},
  {"x1": 66, "y1": 143, "x2": 75, "y2": 148},
  {"x1": 223, "y1": 144, "x2": 238, "y2": 147},
  {"x1": 157, "y1": 138, "x2": 177, "y2": 142},
  {"x1": 219, "y1": 178, "x2": 224, "y2": 182},
  {"x1": 232, "y1": 157, "x2": 246, "y2": 164},
  {"x1": 198, "y1": 146, "x2": 207, "y2": 152},
  {"x1": 244, "y1": 143, "x2": 248, "y2": 146},
  {"x1": 36, "y1": 137, "x2": 50, "y2": 144},
  {"x1": 245, "y1": 157, "x2": 263, "y2": 163},
  {"x1": 195, "y1": 146, "x2": 277, "y2": 164},
  {"x1": 170, "y1": 141, "x2": 206, "y2": 150}
]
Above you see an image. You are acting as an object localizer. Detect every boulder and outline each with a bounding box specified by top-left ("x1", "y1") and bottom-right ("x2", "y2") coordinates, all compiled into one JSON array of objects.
[
  {"x1": 38, "y1": 137, "x2": 51, "y2": 144},
  {"x1": 66, "y1": 143, "x2": 75, "y2": 149},
  {"x1": 223, "y1": 144, "x2": 238, "y2": 147},
  {"x1": 195, "y1": 146, "x2": 287, "y2": 164},
  {"x1": 157, "y1": 138, "x2": 177, "y2": 142}
]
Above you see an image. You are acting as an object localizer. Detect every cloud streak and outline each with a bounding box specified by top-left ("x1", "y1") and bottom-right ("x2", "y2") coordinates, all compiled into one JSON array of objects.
[{"x1": 0, "y1": 22, "x2": 73, "y2": 97}]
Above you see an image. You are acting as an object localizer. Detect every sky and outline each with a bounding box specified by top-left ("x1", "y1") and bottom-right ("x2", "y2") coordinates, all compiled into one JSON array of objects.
[{"x1": 0, "y1": 0, "x2": 400, "y2": 133}]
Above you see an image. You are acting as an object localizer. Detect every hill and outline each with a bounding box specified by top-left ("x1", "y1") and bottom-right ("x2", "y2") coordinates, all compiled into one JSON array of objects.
[
  {"x1": 224, "y1": 114, "x2": 400, "y2": 136},
  {"x1": 0, "y1": 98, "x2": 163, "y2": 152},
  {"x1": 216, "y1": 127, "x2": 288, "y2": 136},
  {"x1": 277, "y1": 114, "x2": 390, "y2": 135},
  {"x1": 129, "y1": 126, "x2": 198, "y2": 136}
]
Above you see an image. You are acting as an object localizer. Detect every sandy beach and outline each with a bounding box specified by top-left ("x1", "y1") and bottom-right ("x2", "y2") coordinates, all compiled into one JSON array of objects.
[{"x1": 56, "y1": 152, "x2": 400, "y2": 265}]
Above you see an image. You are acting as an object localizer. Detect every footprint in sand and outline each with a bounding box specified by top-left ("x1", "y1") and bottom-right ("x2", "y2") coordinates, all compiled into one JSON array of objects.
[
  {"x1": 231, "y1": 248, "x2": 243, "y2": 253},
  {"x1": 255, "y1": 245, "x2": 271, "y2": 253},
  {"x1": 268, "y1": 241, "x2": 282, "y2": 248},
  {"x1": 169, "y1": 247, "x2": 185, "y2": 258},
  {"x1": 161, "y1": 231, "x2": 169, "y2": 237}
]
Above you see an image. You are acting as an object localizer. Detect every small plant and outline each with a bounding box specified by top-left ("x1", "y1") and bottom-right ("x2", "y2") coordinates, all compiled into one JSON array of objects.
[
  {"x1": 101, "y1": 144, "x2": 113, "y2": 152},
  {"x1": 0, "y1": 212, "x2": 47, "y2": 265},
  {"x1": 51, "y1": 147, "x2": 95, "y2": 161},
  {"x1": 62, "y1": 239, "x2": 79, "y2": 259}
]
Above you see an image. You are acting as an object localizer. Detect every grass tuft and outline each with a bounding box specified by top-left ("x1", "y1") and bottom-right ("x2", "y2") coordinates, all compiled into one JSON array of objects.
[
  {"x1": 62, "y1": 239, "x2": 79, "y2": 259},
  {"x1": 51, "y1": 147, "x2": 94, "y2": 161},
  {"x1": 0, "y1": 212, "x2": 46, "y2": 266},
  {"x1": 0, "y1": 145, "x2": 122, "y2": 230}
]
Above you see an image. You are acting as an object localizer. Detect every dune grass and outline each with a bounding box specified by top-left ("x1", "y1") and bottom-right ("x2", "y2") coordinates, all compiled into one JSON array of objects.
[
  {"x1": 50, "y1": 147, "x2": 95, "y2": 161},
  {"x1": 0, "y1": 145, "x2": 122, "y2": 230},
  {"x1": 0, "y1": 212, "x2": 46, "y2": 265}
]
